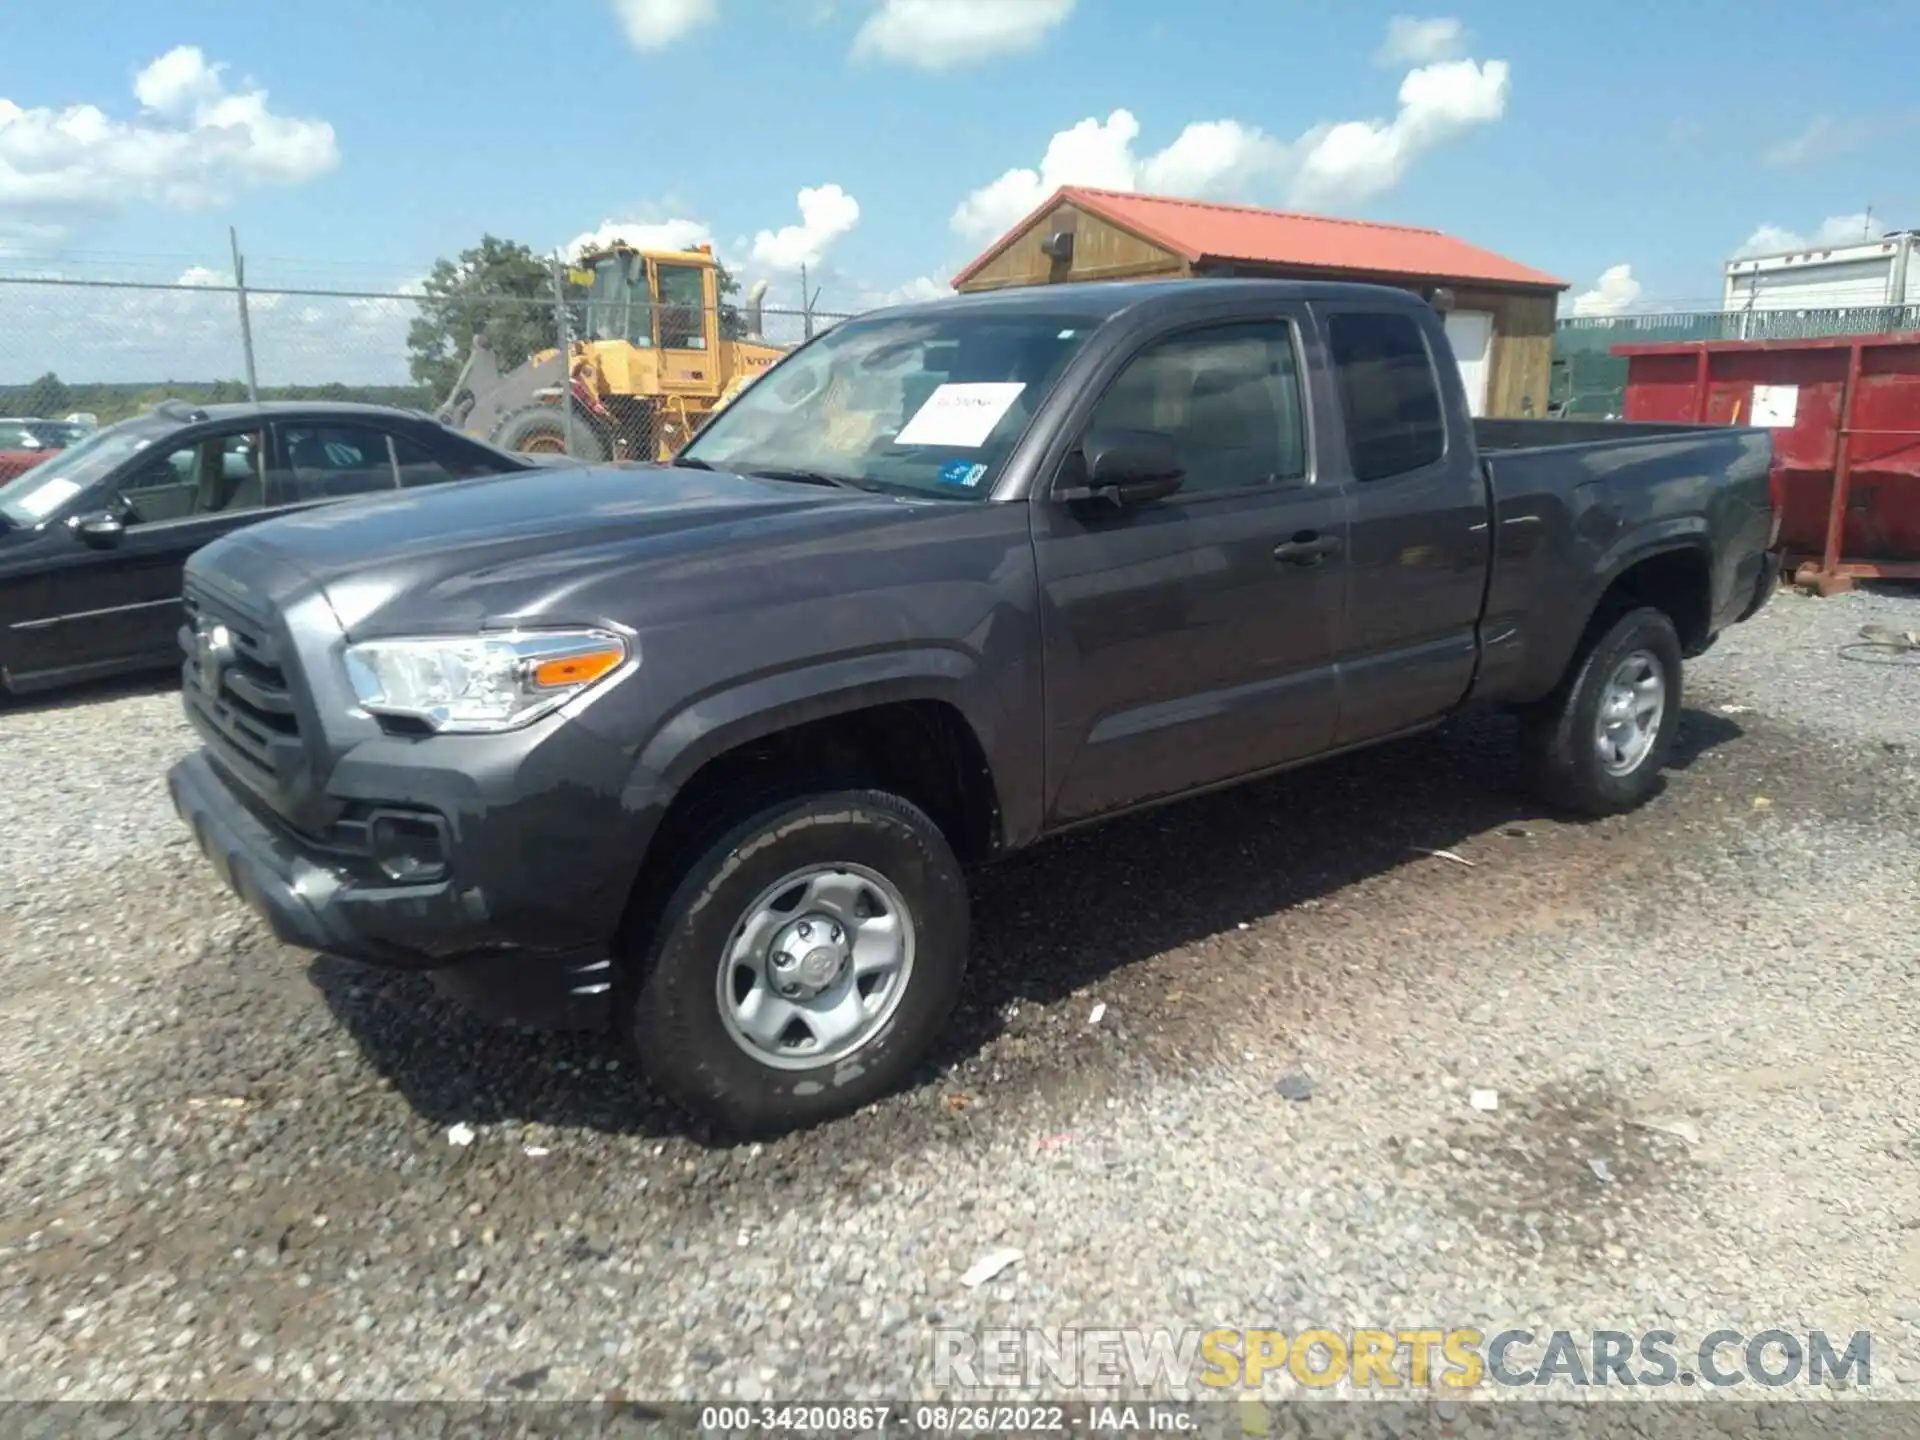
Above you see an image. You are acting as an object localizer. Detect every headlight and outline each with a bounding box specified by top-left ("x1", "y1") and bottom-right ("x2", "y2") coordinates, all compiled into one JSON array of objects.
[{"x1": 343, "y1": 629, "x2": 630, "y2": 733}]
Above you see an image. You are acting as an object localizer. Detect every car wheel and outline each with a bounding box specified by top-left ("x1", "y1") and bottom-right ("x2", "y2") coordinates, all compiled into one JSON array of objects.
[
  {"x1": 626, "y1": 790, "x2": 968, "y2": 1137},
  {"x1": 1521, "y1": 606, "x2": 1684, "y2": 816}
]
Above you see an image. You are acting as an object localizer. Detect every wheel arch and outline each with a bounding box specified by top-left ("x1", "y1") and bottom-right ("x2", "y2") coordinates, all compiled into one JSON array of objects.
[
  {"x1": 1517, "y1": 534, "x2": 1714, "y2": 705},
  {"x1": 1582, "y1": 536, "x2": 1715, "y2": 656},
  {"x1": 614, "y1": 648, "x2": 1008, "y2": 952}
]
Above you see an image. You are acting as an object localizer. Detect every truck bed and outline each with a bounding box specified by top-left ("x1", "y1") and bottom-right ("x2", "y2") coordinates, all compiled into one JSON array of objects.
[
  {"x1": 1472, "y1": 417, "x2": 1723, "y2": 453},
  {"x1": 1469, "y1": 416, "x2": 1776, "y2": 705}
]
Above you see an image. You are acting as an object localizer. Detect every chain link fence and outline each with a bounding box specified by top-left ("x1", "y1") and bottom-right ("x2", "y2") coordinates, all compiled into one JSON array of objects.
[
  {"x1": 0, "y1": 273, "x2": 858, "y2": 460},
  {"x1": 1554, "y1": 303, "x2": 1920, "y2": 417},
  {"x1": 10, "y1": 267, "x2": 1918, "y2": 450}
]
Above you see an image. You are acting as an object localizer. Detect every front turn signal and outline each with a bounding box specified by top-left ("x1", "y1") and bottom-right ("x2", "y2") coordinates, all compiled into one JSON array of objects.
[{"x1": 532, "y1": 646, "x2": 626, "y2": 690}]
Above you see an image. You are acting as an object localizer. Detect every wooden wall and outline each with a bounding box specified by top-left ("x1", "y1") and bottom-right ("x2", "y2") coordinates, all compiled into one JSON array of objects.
[
  {"x1": 1450, "y1": 285, "x2": 1558, "y2": 419},
  {"x1": 1209, "y1": 266, "x2": 1560, "y2": 419},
  {"x1": 953, "y1": 201, "x2": 1188, "y2": 291}
]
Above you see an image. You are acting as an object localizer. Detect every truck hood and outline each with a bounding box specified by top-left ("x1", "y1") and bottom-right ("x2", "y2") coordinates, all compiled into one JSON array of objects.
[{"x1": 194, "y1": 462, "x2": 932, "y2": 637}]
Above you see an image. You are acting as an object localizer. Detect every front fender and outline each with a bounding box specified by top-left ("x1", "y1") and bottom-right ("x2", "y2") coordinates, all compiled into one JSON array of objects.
[
  {"x1": 633, "y1": 645, "x2": 981, "y2": 795},
  {"x1": 615, "y1": 644, "x2": 1037, "y2": 854}
]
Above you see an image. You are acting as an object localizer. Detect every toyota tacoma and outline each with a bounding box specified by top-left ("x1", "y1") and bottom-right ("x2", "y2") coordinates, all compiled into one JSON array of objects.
[{"x1": 167, "y1": 279, "x2": 1778, "y2": 1135}]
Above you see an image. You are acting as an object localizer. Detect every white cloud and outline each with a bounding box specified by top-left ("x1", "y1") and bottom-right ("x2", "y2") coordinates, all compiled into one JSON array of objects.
[
  {"x1": 865, "y1": 274, "x2": 948, "y2": 307},
  {"x1": 0, "y1": 46, "x2": 338, "y2": 247},
  {"x1": 132, "y1": 47, "x2": 228, "y2": 115},
  {"x1": 851, "y1": 0, "x2": 1075, "y2": 70},
  {"x1": 950, "y1": 51, "x2": 1509, "y2": 240},
  {"x1": 1737, "y1": 213, "x2": 1886, "y2": 256},
  {"x1": 1569, "y1": 263, "x2": 1643, "y2": 317},
  {"x1": 610, "y1": 0, "x2": 718, "y2": 49},
  {"x1": 563, "y1": 216, "x2": 715, "y2": 259},
  {"x1": 1762, "y1": 115, "x2": 1879, "y2": 169},
  {"x1": 1374, "y1": 15, "x2": 1466, "y2": 67},
  {"x1": 749, "y1": 183, "x2": 861, "y2": 270},
  {"x1": 1290, "y1": 59, "x2": 1509, "y2": 209}
]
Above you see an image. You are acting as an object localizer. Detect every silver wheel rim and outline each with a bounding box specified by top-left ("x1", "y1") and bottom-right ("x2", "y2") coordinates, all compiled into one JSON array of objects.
[
  {"x1": 1595, "y1": 649, "x2": 1666, "y2": 776},
  {"x1": 716, "y1": 863, "x2": 916, "y2": 1071}
]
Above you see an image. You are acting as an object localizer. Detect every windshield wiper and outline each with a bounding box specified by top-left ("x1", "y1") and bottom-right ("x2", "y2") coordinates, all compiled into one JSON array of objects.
[
  {"x1": 745, "y1": 467, "x2": 873, "y2": 492},
  {"x1": 670, "y1": 455, "x2": 714, "y2": 470}
]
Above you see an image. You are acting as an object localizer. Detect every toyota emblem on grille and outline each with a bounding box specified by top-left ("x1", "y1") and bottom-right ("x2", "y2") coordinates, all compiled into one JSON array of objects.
[{"x1": 195, "y1": 621, "x2": 235, "y2": 694}]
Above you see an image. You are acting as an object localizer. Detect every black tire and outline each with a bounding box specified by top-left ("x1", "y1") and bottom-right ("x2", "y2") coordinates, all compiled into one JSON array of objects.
[
  {"x1": 626, "y1": 790, "x2": 968, "y2": 1137},
  {"x1": 1520, "y1": 606, "x2": 1684, "y2": 816},
  {"x1": 491, "y1": 404, "x2": 610, "y2": 462}
]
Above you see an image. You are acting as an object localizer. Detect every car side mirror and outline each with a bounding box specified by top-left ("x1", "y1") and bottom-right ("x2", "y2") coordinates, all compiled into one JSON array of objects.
[
  {"x1": 71, "y1": 511, "x2": 125, "y2": 548},
  {"x1": 1055, "y1": 428, "x2": 1185, "y2": 508}
]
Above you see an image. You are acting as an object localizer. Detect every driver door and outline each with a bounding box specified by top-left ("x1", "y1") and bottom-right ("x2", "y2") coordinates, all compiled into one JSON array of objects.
[
  {"x1": 19, "y1": 427, "x2": 274, "y2": 680},
  {"x1": 650, "y1": 259, "x2": 718, "y2": 404}
]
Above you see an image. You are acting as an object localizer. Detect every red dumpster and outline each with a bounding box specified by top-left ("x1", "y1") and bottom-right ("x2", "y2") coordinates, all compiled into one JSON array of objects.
[{"x1": 1612, "y1": 332, "x2": 1920, "y2": 594}]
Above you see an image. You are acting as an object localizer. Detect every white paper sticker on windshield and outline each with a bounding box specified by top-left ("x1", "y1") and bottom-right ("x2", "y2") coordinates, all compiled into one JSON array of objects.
[
  {"x1": 893, "y1": 382, "x2": 1027, "y2": 448},
  {"x1": 15, "y1": 477, "x2": 79, "y2": 518}
]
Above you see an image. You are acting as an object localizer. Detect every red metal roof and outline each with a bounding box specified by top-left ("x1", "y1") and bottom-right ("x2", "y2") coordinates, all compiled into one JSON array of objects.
[{"x1": 952, "y1": 185, "x2": 1568, "y2": 292}]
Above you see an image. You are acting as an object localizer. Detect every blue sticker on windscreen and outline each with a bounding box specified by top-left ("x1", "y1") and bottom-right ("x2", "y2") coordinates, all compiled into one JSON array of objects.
[{"x1": 938, "y1": 459, "x2": 989, "y2": 488}]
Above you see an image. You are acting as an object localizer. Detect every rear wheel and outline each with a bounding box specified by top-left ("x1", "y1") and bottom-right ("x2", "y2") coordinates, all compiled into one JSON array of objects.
[
  {"x1": 625, "y1": 790, "x2": 968, "y2": 1137},
  {"x1": 1521, "y1": 606, "x2": 1683, "y2": 815},
  {"x1": 491, "y1": 404, "x2": 610, "y2": 462}
]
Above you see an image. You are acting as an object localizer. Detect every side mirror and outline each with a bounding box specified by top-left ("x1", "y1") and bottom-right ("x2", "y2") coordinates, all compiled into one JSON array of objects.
[
  {"x1": 71, "y1": 511, "x2": 125, "y2": 548},
  {"x1": 1056, "y1": 428, "x2": 1185, "y2": 508}
]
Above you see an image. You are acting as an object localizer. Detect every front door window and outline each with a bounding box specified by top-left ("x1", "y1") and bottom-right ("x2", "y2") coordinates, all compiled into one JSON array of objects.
[
  {"x1": 113, "y1": 430, "x2": 266, "y2": 524},
  {"x1": 655, "y1": 265, "x2": 708, "y2": 351}
]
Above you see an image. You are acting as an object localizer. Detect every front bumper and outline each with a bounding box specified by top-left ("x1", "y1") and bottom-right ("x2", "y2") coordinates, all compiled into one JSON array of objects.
[{"x1": 168, "y1": 750, "x2": 615, "y2": 1028}]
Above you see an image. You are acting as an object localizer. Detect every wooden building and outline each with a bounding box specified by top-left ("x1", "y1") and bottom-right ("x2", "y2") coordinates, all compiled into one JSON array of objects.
[{"x1": 951, "y1": 186, "x2": 1569, "y2": 419}]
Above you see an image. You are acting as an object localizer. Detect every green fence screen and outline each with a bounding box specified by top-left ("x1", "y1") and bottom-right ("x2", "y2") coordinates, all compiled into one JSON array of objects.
[{"x1": 1553, "y1": 304, "x2": 1920, "y2": 418}]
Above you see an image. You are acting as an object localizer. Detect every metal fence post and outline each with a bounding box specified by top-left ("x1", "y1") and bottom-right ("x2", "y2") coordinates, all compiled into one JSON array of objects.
[
  {"x1": 552, "y1": 254, "x2": 574, "y2": 459},
  {"x1": 229, "y1": 227, "x2": 260, "y2": 405}
]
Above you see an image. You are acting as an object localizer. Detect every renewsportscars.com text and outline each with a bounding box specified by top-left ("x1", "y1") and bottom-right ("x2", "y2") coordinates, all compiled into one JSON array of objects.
[{"x1": 932, "y1": 1327, "x2": 1873, "y2": 1391}]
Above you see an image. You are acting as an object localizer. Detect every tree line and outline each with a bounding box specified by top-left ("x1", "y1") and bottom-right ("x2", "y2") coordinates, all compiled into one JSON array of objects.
[{"x1": 0, "y1": 374, "x2": 431, "y2": 427}]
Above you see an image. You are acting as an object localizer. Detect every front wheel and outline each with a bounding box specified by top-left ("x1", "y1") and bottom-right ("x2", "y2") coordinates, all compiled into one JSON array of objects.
[
  {"x1": 491, "y1": 403, "x2": 610, "y2": 462},
  {"x1": 1521, "y1": 606, "x2": 1684, "y2": 816},
  {"x1": 626, "y1": 790, "x2": 969, "y2": 1136}
]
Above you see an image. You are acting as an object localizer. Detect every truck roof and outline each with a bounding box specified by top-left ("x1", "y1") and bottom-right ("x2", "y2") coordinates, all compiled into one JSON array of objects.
[{"x1": 884, "y1": 276, "x2": 1430, "y2": 322}]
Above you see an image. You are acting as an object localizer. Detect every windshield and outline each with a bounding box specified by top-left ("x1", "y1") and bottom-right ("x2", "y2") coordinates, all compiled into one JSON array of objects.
[
  {"x1": 584, "y1": 253, "x2": 651, "y2": 346},
  {"x1": 679, "y1": 307, "x2": 1100, "y2": 499},
  {"x1": 0, "y1": 417, "x2": 168, "y2": 526},
  {"x1": 23, "y1": 420, "x2": 83, "y2": 448}
]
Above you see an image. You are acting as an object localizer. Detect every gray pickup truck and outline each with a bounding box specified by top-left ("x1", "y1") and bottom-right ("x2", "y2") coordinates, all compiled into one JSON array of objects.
[{"x1": 167, "y1": 279, "x2": 1778, "y2": 1135}]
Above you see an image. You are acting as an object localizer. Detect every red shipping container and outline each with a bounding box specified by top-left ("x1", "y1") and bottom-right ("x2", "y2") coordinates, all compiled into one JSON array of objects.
[{"x1": 1612, "y1": 332, "x2": 1920, "y2": 593}]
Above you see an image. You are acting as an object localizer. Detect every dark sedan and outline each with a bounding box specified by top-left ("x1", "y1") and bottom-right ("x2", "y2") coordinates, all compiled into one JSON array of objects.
[{"x1": 0, "y1": 400, "x2": 545, "y2": 694}]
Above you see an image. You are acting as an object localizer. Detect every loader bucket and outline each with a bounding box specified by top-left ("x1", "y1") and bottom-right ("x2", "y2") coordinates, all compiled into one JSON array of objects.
[{"x1": 435, "y1": 334, "x2": 566, "y2": 447}]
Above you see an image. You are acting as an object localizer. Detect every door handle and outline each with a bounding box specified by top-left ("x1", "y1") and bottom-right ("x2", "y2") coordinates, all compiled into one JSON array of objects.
[{"x1": 1273, "y1": 532, "x2": 1341, "y2": 565}]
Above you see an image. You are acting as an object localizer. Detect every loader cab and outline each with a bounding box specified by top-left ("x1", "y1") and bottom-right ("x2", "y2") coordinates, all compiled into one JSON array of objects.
[{"x1": 579, "y1": 246, "x2": 720, "y2": 397}]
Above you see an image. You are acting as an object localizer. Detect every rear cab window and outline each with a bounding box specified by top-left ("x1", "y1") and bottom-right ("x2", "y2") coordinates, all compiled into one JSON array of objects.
[{"x1": 1325, "y1": 310, "x2": 1447, "y2": 481}]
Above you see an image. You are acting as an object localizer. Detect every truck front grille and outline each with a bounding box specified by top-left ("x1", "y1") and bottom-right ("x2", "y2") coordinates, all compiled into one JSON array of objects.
[{"x1": 180, "y1": 583, "x2": 307, "y2": 796}]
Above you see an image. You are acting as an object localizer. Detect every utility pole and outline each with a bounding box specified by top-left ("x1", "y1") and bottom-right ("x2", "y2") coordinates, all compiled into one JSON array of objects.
[
  {"x1": 552, "y1": 253, "x2": 575, "y2": 458},
  {"x1": 229, "y1": 227, "x2": 259, "y2": 406}
]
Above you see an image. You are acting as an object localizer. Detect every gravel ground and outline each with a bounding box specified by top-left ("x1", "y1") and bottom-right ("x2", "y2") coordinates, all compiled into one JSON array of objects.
[{"x1": 0, "y1": 586, "x2": 1916, "y2": 1406}]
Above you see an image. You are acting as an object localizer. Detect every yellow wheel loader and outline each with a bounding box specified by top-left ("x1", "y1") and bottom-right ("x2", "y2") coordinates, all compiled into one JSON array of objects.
[{"x1": 435, "y1": 243, "x2": 786, "y2": 463}]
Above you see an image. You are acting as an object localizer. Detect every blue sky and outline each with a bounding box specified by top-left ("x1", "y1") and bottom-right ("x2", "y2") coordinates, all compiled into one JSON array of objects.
[{"x1": 3, "y1": 0, "x2": 1918, "y2": 363}]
